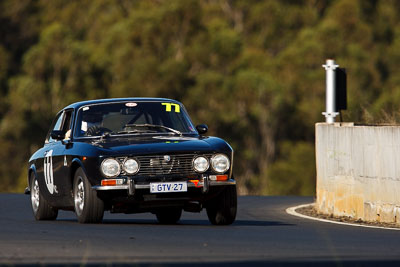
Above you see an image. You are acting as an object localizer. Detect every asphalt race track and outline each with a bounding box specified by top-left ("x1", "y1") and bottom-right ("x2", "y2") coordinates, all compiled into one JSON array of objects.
[{"x1": 1, "y1": 194, "x2": 400, "y2": 266}]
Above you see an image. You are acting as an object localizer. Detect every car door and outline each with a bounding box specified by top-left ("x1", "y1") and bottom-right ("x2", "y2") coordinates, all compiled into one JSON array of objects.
[
  {"x1": 53, "y1": 109, "x2": 74, "y2": 202},
  {"x1": 39, "y1": 111, "x2": 69, "y2": 202}
]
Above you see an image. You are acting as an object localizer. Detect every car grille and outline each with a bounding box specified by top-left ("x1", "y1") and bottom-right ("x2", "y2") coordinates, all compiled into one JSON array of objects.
[{"x1": 118, "y1": 154, "x2": 212, "y2": 177}]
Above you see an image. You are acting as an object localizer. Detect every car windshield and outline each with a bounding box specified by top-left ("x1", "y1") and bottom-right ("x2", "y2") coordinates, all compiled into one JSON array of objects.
[{"x1": 74, "y1": 101, "x2": 197, "y2": 137}]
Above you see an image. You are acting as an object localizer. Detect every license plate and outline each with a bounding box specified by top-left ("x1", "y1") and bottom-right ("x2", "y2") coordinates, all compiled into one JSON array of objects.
[{"x1": 150, "y1": 182, "x2": 187, "y2": 193}]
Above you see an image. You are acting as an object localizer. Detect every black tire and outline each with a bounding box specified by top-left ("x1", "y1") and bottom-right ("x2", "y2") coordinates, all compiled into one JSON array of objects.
[
  {"x1": 155, "y1": 208, "x2": 182, "y2": 224},
  {"x1": 206, "y1": 185, "x2": 237, "y2": 225},
  {"x1": 73, "y1": 167, "x2": 104, "y2": 223},
  {"x1": 30, "y1": 173, "x2": 58, "y2": 220}
]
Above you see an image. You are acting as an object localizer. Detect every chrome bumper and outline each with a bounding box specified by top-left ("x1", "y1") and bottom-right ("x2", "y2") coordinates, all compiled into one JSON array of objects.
[{"x1": 92, "y1": 179, "x2": 236, "y2": 191}]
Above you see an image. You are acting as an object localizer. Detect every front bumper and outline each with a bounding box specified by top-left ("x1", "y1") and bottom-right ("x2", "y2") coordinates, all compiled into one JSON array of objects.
[
  {"x1": 92, "y1": 176, "x2": 236, "y2": 213},
  {"x1": 92, "y1": 179, "x2": 236, "y2": 191}
]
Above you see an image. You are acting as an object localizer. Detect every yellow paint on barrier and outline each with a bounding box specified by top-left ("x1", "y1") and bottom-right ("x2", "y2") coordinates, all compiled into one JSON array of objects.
[{"x1": 315, "y1": 123, "x2": 400, "y2": 225}]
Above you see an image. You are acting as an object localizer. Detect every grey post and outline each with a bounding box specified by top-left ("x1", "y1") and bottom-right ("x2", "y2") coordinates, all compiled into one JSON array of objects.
[{"x1": 322, "y1": 59, "x2": 339, "y2": 123}]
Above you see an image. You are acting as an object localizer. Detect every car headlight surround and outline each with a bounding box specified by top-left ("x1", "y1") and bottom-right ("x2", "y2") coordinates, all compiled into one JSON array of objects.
[
  {"x1": 101, "y1": 158, "x2": 121, "y2": 178},
  {"x1": 211, "y1": 154, "x2": 230, "y2": 173},
  {"x1": 193, "y1": 156, "x2": 209, "y2": 173},
  {"x1": 123, "y1": 158, "x2": 140, "y2": 175}
]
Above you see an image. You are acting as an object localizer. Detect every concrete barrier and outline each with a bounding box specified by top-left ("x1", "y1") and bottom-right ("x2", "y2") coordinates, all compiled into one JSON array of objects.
[{"x1": 316, "y1": 123, "x2": 400, "y2": 224}]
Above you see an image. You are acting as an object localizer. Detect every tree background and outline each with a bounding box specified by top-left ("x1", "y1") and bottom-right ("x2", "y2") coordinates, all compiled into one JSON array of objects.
[{"x1": 1, "y1": 0, "x2": 399, "y2": 195}]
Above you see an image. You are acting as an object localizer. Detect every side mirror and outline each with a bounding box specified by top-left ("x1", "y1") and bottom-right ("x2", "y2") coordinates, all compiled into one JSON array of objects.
[
  {"x1": 51, "y1": 130, "x2": 65, "y2": 140},
  {"x1": 196, "y1": 124, "x2": 208, "y2": 135}
]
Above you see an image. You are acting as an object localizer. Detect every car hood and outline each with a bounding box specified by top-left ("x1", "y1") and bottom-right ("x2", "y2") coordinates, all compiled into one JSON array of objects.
[{"x1": 79, "y1": 135, "x2": 231, "y2": 156}]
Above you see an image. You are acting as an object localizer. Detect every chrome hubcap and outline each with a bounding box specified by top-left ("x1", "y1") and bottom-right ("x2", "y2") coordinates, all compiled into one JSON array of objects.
[
  {"x1": 31, "y1": 179, "x2": 40, "y2": 213},
  {"x1": 74, "y1": 177, "x2": 85, "y2": 215}
]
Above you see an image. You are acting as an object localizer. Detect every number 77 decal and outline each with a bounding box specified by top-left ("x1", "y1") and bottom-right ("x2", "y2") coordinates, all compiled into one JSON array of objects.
[
  {"x1": 162, "y1": 103, "x2": 180, "y2": 113},
  {"x1": 44, "y1": 150, "x2": 55, "y2": 194}
]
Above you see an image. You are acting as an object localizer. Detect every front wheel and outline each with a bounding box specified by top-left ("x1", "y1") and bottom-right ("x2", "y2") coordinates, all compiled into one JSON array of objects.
[
  {"x1": 206, "y1": 185, "x2": 237, "y2": 225},
  {"x1": 30, "y1": 173, "x2": 58, "y2": 220},
  {"x1": 73, "y1": 168, "x2": 104, "y2": 223}
]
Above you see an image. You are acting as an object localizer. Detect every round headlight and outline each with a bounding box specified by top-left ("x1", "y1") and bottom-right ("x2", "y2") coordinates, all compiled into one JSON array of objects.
[
  {"x1": 123, "y1": 158, "x2": 139, "y2": 174},
  {"x1": 101, "y1": 158, "x2": 121, "y2": 178},
  {"x1": 211, "y1": 154, "x2": 230, "y2": 173},
  {"x1": 193, "y1": 156, "x2": 209, "y2": 173}
]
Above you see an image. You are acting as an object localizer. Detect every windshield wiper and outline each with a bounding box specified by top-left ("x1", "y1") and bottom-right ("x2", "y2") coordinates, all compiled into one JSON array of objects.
[
  {"x1": 124, "y1": 124, "x2": 182, "y2": 136},
  {"x1": 91, "y1": 131, "x2": 111, "y2": 145},
  {"x1": 116, "y1": 129, "x2": 151, "y2": 135}
]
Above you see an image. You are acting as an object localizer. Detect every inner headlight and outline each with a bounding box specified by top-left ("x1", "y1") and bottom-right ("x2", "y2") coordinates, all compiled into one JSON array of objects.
[
  {"x1": 123, "y1": 158, "x2": 139, "y2": 174},
  {"x1": 193, "y1": 156, "x2": 209, "y2": 173},
  {"x1": 101, "y1": 158, "x2": 121, "y2": 178},
  {"x1": 211, "y1": 154, "x2": 230, "y2": 173}
]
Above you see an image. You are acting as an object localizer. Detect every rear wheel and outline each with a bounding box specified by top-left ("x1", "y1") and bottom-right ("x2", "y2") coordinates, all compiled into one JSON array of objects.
[
  {"x1": 73, "y1": 168, "x2": 104, "y2": 223},
  {"x1": 206, "y1": 185, "x2": 237, "y2": 225},
  {"x1": 155, "y1": 208, "x2": 182, "y2": 224},
  {"x1": 30, "y1": 173, "x2": 58, "y2": 220}
]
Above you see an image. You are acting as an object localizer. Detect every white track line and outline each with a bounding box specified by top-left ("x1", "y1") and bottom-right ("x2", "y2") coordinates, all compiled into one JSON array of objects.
[{"x1": 286, "y1": 203, "x2": 400, "y2": 231}]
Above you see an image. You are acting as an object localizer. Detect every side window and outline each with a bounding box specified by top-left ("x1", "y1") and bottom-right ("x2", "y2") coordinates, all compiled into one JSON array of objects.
[
  {"x1": 46, "y1": 110, "x2": 74, "y2": 143},
  {"x1": 62, "y1": 110, "x2": 73, "y2": 140},
  {"x1": 46, "y1": 112, "x2": 64, "y2": 143}
]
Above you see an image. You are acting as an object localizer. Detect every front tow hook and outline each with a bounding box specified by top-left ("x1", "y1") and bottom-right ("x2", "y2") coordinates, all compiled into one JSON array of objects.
[
  {"x1": 202, "y1": 175, "x2": 209, "y2": 194},
  {"x1": 128, "y1": 178, "x2": 135, "y2": 196}
]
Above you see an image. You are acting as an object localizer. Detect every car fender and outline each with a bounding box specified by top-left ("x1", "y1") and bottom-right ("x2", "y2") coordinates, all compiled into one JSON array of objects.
[
  {"x1": 25, "y1": 164, "x2": 38, "y2": 194},
  {"x1": 70, "y1": 158, "x2": 87, "y2": 178},
  {"x1": 69, "y1": 157, "x2": 100, "y2": 186}
]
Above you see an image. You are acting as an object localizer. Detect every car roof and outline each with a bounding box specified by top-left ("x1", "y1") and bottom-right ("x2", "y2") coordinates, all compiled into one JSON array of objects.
[{"x1": 63, "y1": 98, "x2": 182, "y2": 110}]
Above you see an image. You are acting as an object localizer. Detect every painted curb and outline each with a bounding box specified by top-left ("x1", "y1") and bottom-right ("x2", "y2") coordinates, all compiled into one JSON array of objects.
[{"x1": 286, "y1": 203, "x2": 400, "y2": 231}]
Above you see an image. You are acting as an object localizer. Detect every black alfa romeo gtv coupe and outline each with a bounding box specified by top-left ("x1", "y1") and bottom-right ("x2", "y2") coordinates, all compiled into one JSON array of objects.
[{"x1": 26, "y1": 98, "x2": 237, "y2": 225}]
